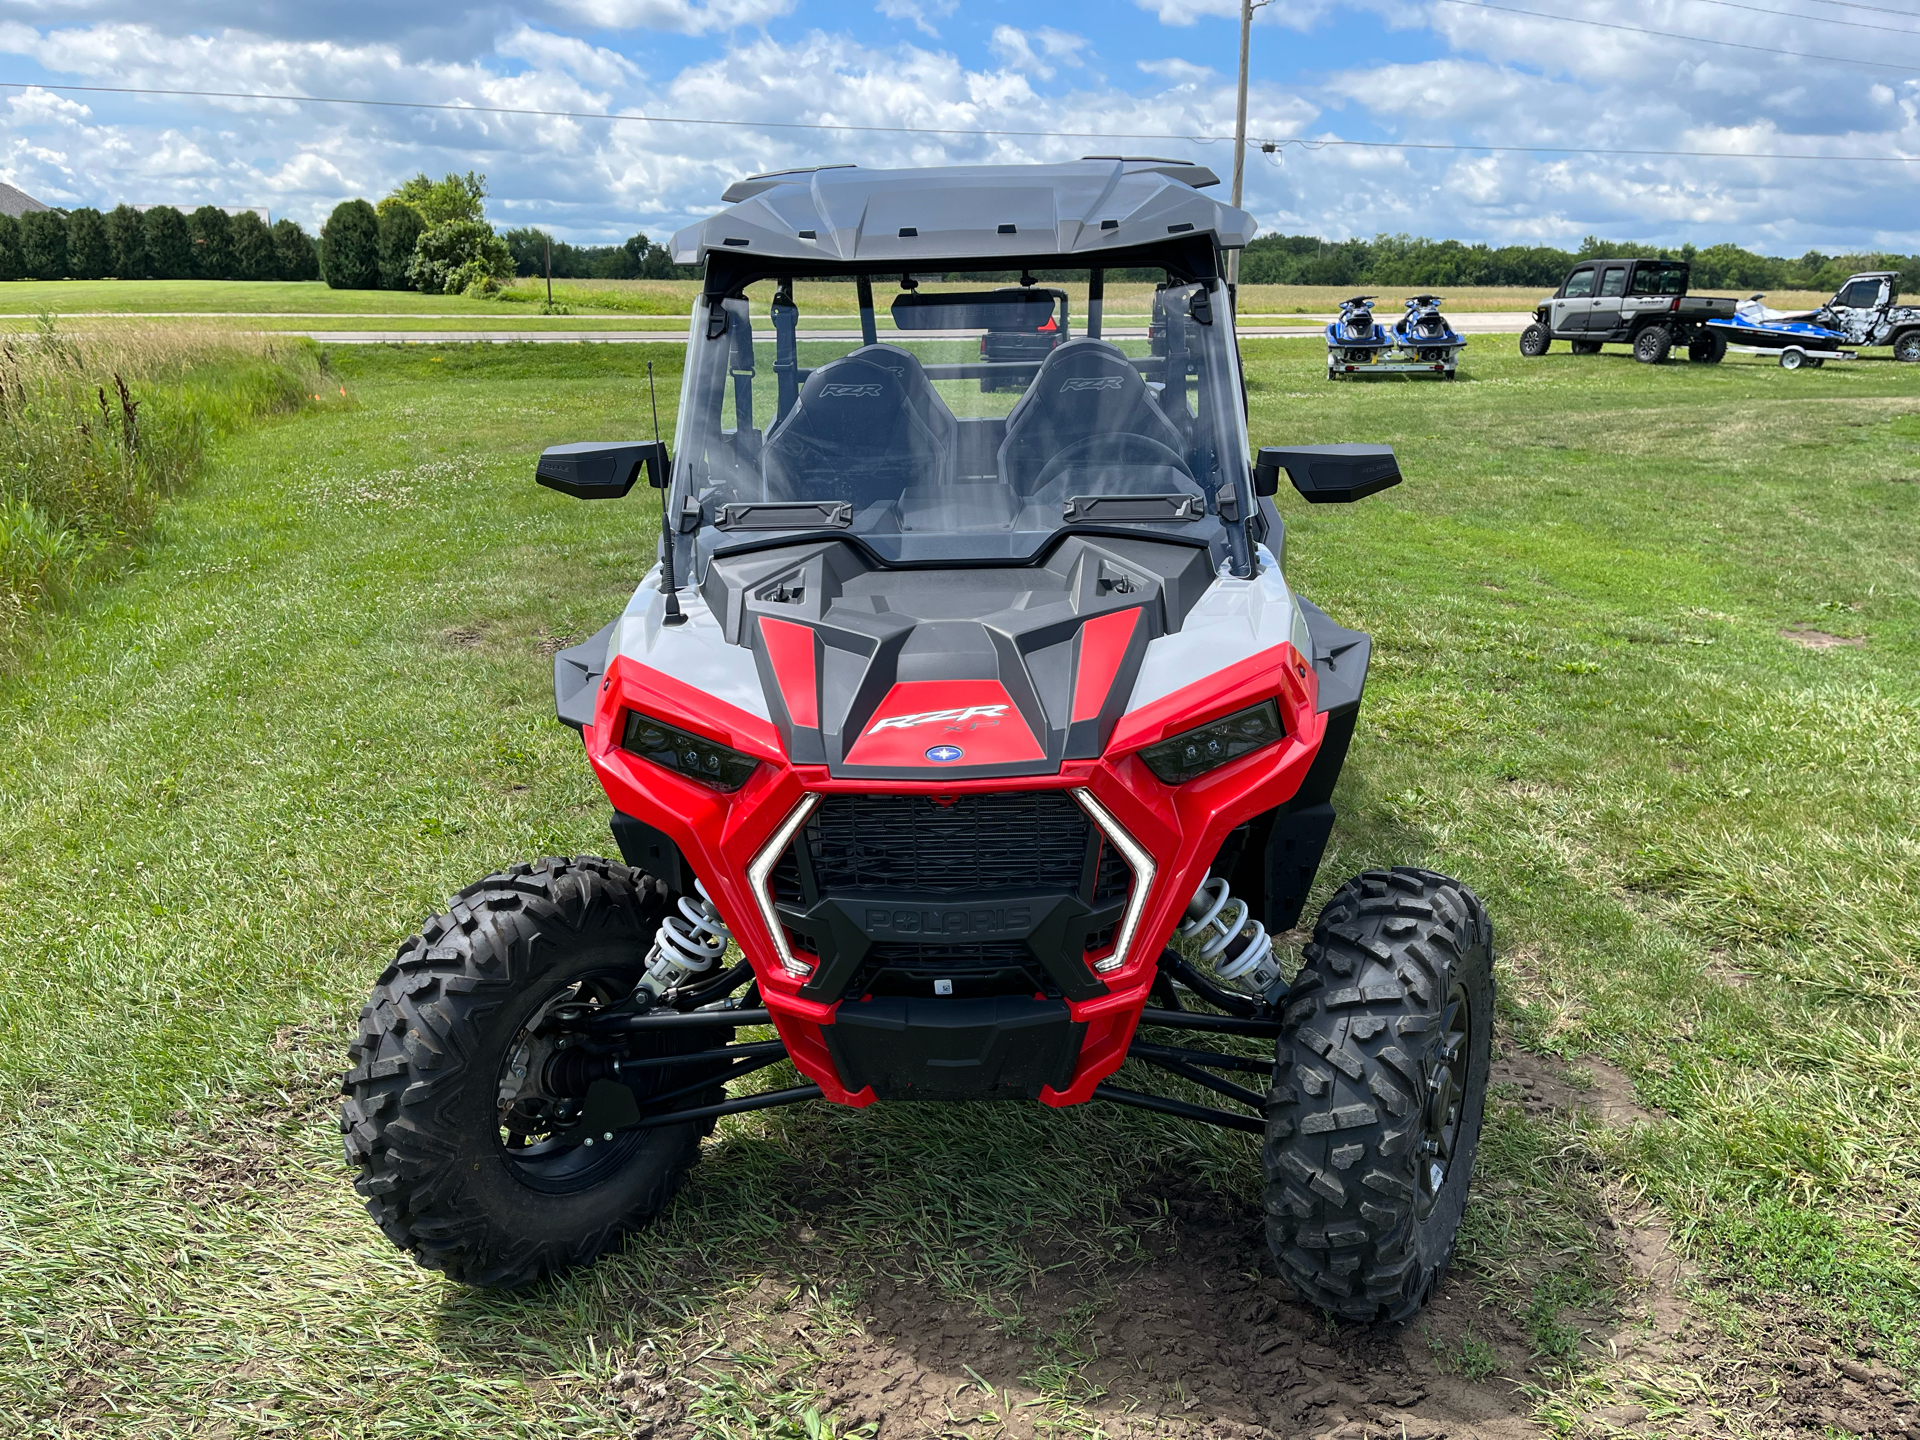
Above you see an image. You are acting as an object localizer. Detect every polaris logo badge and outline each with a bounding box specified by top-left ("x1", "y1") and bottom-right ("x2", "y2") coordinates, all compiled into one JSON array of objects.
[
  {"x1": 864, "y1": 905, "x2": 1032, "y2": 936},
  {"x1": 867, "y1": 704, "x2": 1008, "y2": 734},
  {"x1": 1060, "y1": 377, "x2": 1123, "y2": 392},
  {"x1": 819, "y1": 383, "x2": 884, "y2": 397},
  {"x1": 925, "y1": 744, "x2": 964, "y2": 763}
]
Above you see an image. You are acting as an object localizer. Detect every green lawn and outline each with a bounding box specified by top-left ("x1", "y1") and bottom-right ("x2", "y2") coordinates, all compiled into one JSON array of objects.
[
  {"x1": 1, "y1": 338, "x2": 1916, "y2": 1436},
  {"x1": 1, "y1": 277, "x2": 1558, "y2": 321}
]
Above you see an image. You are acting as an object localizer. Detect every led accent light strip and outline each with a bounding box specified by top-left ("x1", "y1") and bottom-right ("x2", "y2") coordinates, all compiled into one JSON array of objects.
[
  {"x1": 1072, "y1": 788, "x2": 1156, "y2": 975},
  {"x1": 746, "y1": 791, "x2": 822, "y2": 977}
]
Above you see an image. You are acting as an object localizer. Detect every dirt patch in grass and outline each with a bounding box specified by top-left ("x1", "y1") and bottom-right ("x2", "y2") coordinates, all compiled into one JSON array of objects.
[
  {"x1": 1780, "y1": 624, "x2": 1866, "y2": 649},
  {"x1": 618, "y1": 1187, "x2": 1545, "y2": 1440},
  {"x1": 1493, "y1": 1049, "x2": 1661, "y2": 1128}
]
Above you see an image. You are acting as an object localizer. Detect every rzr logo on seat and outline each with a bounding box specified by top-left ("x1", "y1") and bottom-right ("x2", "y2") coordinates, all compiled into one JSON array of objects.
[
  {"x1": 819, "y1": 383, "x2": 884, "y2": 397},
  {"x1": 1060, "y1": 377, "x2": 1123, "y2": 392},
  {"x1": 867, "y1": 704, "x2": 1008, "y2": 734}
]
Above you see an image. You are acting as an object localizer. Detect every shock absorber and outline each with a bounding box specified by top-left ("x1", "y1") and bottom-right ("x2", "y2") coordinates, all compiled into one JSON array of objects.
[
  {"x1": 639, "y1": 880, "x2": 733, "y2": 997},
  {"x1": 1177, "y1": 875, "x2": 1286, "y2": 999}
]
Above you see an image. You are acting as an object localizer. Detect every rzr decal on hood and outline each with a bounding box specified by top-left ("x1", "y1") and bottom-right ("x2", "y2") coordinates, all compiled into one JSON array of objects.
[
  {"x1": 845, "y1": 682, "x2": 1042, "y2": 768},
  {"x1": 869, "y1": 703, "x2": 1009, "y2": 732}
]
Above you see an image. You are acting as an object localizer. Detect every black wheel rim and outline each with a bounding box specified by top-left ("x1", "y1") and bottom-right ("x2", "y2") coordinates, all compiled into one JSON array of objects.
[
  {"x1": 1415, "y1": 980, "x2": 1473, "y2": 1222},
  {"x1": 496, "y1": 971, "x2": 650, "y2": 1194}
]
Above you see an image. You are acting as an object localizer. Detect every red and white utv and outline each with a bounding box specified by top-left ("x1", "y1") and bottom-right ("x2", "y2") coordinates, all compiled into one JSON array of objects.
[{"x1": 341, "y1": 158, "x2": 1493, "y2": 1323}]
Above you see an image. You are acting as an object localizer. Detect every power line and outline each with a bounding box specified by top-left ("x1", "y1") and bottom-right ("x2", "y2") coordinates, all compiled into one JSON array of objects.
[
  {"x1": 3, "y1": 80, "x2": 1915, "y2": 166},
  {"x1": 1432, "y1": 0, "x2": 1920, "y2": 72},
  {"x1": 1803, "y1": 0, "x2": 1920, "y2": 18},
  {"x1": 0, "y1": 81, "x2": 1238, "y2": 147},
  {"x1": 1270, "y1": 135, "x2": 1920, "y2": 161},
  {"x1": 1673, "y1": 0, "x2": 1920, "y2": 36}
]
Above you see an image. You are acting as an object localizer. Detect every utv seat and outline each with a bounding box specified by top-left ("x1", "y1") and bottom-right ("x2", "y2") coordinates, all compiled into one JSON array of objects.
[
  {"x1": 997, "y1": 338, "x2": 1191, "y2": 498},
  {"x1": 847, "y1": 344, "x2": 960, "y2": 457},
  {"x1": 762, "y1": 349, "x2": 955, "y2": 510}
]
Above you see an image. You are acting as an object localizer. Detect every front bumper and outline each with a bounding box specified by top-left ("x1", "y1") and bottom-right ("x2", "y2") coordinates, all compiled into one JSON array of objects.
[{"x1": 583, "y1": 642, "x2": 1324, "y2": 1108}]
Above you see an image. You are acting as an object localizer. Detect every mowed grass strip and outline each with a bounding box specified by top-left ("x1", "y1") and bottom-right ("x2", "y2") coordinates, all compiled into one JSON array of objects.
[
  {"x1": 0, "y1": 338, "x2": 1915, "y2": 1435},
  {"x1": 4, "y1": 276, "x2": 1735, "y2": 322}
]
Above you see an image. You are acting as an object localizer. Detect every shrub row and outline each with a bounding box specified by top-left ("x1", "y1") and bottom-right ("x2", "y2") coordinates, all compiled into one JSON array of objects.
[{"x1": 0, "y1": 207, "x2": 318, "y2": 283}]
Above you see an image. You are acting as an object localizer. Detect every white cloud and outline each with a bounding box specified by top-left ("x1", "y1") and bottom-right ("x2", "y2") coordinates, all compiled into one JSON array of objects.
[
  {"x1": 988, "y1": 26, "x2": 1089, "y2": 81},
  {"x1": 4, "y1": 6, "x2": 1920, "y2": 253},
  {"x1": 1137, "y1": 57, "x2": 1215, "y2": 86},
  {"x1": 495, "y1": 26, "x2": 638, "y2": 87},
  {"x1": 1135, "y1": 0, "x2": 1334, "y2": 33},
  {"x1": 546, "y1": 0, "x2": 793, "y2": 36},
  {"x1": 874, "y1": 0, "x2": 956, "y2": 39}
]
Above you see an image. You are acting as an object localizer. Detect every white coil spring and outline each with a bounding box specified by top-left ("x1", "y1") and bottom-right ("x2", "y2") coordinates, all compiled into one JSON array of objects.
[
  {"x1": 1177, "y1": 876, "x2": 1284, "y2": 997},
  {"x1": 640, "y1": 880, "x2": 732, "y2": 996}
]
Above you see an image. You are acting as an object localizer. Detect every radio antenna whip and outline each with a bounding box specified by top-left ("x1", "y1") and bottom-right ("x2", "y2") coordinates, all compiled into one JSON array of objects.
[{"x1": 648, "y1": 360, "x2": 686, "y2": 627}]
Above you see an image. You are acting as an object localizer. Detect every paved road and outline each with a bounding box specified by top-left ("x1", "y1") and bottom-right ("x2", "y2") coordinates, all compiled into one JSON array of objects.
[{"x1": 275, "y1": 314, "x2": 1537, "y2": 345}]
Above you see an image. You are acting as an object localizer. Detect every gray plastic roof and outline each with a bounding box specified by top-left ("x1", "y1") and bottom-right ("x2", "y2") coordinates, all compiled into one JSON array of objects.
[{"x1": 670, "y1": 158, "x2": 1257, "y2": 267}]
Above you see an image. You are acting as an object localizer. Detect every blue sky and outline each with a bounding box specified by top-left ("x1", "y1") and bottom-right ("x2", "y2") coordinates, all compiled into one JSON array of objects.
[{"x1": 4, "y1": 0, "x2": 1920, "y2": 254}]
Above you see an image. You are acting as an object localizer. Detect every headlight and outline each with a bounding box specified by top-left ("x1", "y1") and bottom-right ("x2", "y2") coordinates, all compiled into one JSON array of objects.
[
  {"x1": 622, "y1": 711, "x2": 760, "y2": 791},
  {"x1": 1138, "y1": 700, "x2": 1284, "y2": 784}
]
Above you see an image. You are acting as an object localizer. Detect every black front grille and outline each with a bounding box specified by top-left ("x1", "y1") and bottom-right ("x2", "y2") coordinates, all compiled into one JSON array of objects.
[
  {"x1": 770, "y1": 847, "x2": 804, "y2": 907},
  {"x1": 1092, "y1": 839, "x2": 1131, "y2": 904},
  {"x1": 864, "y1": 941, "x2": 1035, "y2": 969},
  {"x1": 848, "y1": 941, "x2": 1052, "y2": 1000},
  {"x1": 804, "y1": 792, "x2": 1091, "y2": 894},
  {"x1": 776, "y1": 789, "x2": 1135, "y2": 1005}
]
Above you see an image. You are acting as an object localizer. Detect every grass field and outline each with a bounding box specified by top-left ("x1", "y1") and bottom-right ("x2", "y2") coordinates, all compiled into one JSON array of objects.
[
  {"x1": 11, "y1": 277, "x2": 1856, "y2": 323},
  {"x1": 1, "y1": 336, "x2": 1917, "y2": 1437}
]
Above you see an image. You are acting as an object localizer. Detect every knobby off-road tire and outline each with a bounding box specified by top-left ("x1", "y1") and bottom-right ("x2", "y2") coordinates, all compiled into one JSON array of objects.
[
  {"x1": 1688, "y1": 330, "x2": 1728, "y2": 364},
  {"x1": 1518, "y1": 323, "x2": 1551, "y2": 358},
  {"x1": 1570, "y1": 340, "x2": 1603, "y2": 356},
  {"x1": 1634, "y1": 326, "x2": 1673, "y2": 364},
  {"x1": 1263, "y1": 867, "x2": 1494, "y2": 1323},
  {"x1": 341, "y1": 856, "x2": 720, "y2": 1287},
  {"x1": 1893, "y1": 331, "x2": 1920, "y2": 363}
]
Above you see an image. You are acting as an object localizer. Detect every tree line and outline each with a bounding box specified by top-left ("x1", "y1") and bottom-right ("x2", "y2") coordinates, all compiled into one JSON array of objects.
[
  {"x1": 0, "y1": 205, "x2": 318, "y2": 282},
  {"x1": 317, "y1": 172, "x2": 694, "y2": 294},
  {"x1": 12, "y1": 191, "x2": 1906, "y2": 298},
  {"x1": 501, "y1": 228, "x2": 696, "y2": 281},
  {"x1": 1237, "y1": 232, "x2": 1920, "y2": 293}
]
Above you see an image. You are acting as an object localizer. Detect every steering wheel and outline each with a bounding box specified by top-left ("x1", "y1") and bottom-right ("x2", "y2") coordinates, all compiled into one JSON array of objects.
[{"x1": 1029, "y1": 433, "x2": 1193, "y2": 497}]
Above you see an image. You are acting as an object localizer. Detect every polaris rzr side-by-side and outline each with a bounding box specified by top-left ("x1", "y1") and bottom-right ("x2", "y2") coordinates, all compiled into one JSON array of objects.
[{"x1": 341, "y1": 158, "x2": 1495, "y2": 1323}]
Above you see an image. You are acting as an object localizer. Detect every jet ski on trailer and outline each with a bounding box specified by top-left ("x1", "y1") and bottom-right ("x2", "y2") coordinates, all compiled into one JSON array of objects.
[
  {"x1": 1389, "y1": 294, "x2": 1465, "y2": 379},
  {"x1": 1707, "y1": 295, "x2": 1854, "y2": 369}
]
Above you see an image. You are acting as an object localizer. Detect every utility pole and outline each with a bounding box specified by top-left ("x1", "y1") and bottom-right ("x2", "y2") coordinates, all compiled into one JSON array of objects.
[
  {"x1": 544, "y1": 234, "x2": 552, "y2": 308},
  {"x1": 1228, "y1": 0, "x2": 1269, "y2": 290}
]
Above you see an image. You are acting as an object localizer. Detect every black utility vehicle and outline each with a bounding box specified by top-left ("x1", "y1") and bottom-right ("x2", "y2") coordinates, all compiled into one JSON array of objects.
[
  {"x1": 976, "y1": 284, "x2": 1069, "y2": 391},
  {"x1": 1520, "y1": 258, "x2": 1736, "y2": 364}
]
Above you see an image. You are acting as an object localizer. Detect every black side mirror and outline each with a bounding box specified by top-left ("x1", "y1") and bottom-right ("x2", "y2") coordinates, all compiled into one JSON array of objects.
[
  {"x1": 536, "y1": 440, "x2": 669, "y2": 499},
  {"x1": 1254, "y1": 444, "x2": 1401, "y2": 504}
]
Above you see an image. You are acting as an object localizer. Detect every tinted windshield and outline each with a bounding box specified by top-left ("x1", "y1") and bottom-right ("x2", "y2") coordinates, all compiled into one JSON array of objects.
[{"x1": 671, "y1": 271, "x2": 1251, "y2": 569}]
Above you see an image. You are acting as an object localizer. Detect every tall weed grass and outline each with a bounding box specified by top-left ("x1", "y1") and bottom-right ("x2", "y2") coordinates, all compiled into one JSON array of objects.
[{"x1": 0, "y1": 318, "x2": 322, "y2": 649}]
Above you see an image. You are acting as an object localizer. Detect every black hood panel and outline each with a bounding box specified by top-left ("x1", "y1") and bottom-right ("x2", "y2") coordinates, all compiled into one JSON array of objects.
[{"x1": 699, "y1": 537, "x2": 1216, "y2": 779}]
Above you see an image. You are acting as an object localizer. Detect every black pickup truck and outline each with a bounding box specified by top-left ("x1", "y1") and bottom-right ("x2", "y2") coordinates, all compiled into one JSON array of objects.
[{"x1": 1520, "y1": 258, "x2": 1737, "y2": 364}]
